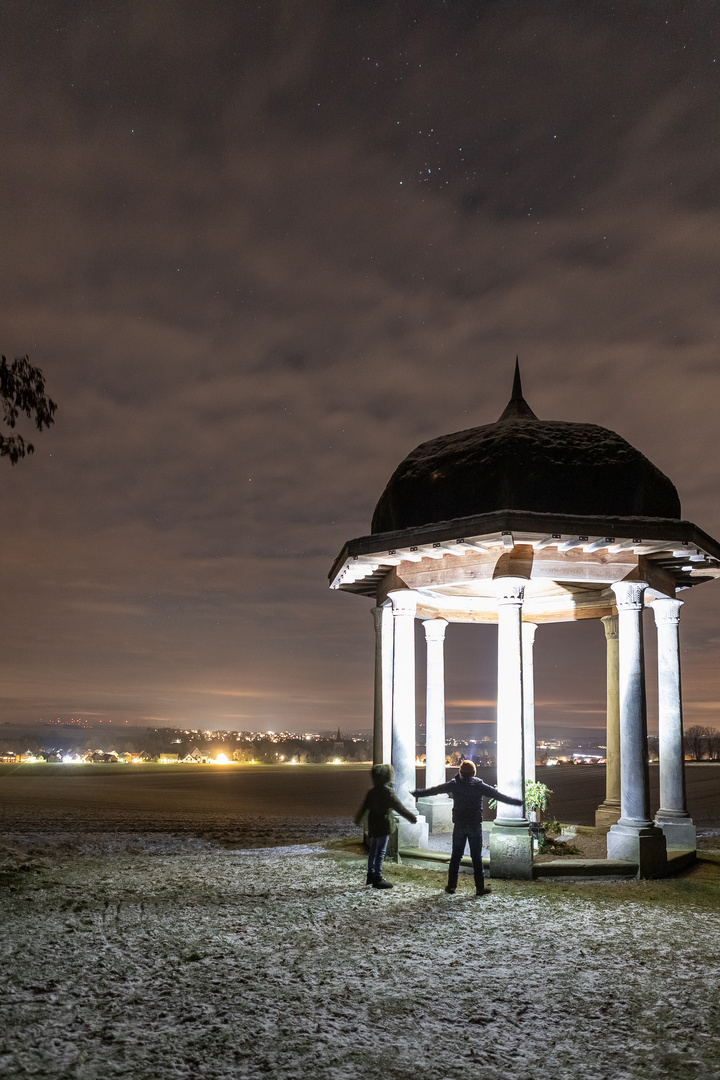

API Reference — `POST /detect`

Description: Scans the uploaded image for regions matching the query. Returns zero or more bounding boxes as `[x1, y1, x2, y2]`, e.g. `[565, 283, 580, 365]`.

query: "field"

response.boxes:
[1, 764, 720, 1079]
[1, 762, 720, 846]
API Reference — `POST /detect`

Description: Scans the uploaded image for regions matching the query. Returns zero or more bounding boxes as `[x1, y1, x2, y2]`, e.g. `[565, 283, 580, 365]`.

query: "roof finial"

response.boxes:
[511, 355, 523, 400]
[497, 357, 538, 422]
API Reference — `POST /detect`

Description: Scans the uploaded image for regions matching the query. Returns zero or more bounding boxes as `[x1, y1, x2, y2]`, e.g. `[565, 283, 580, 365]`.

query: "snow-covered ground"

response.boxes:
[2, 830, 720, 1080]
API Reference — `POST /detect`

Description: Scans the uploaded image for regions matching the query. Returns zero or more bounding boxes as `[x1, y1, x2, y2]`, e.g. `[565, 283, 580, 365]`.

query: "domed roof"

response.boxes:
[371, 363, 681, 534]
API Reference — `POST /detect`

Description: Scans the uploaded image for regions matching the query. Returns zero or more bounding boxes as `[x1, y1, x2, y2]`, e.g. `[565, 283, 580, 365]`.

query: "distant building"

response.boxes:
[181, 747, 209, 764]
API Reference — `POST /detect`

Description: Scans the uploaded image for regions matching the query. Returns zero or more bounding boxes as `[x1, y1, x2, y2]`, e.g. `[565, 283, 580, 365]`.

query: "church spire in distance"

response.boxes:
[496, 356, 538, 422]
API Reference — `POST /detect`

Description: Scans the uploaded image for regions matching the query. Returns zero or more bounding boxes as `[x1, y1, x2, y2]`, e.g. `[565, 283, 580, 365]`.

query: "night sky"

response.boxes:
[2, 1, 720, 737]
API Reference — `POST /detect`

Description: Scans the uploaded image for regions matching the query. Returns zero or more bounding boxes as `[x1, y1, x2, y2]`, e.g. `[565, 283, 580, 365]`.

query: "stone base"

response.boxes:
[595, 800, 621, 832]
[489, 823, 533, 880]
[386, 814, 429, 861]
[416, 795, 453, 834]
[397, 814, 429, 851]
[656, 815, 697, 851]
[606, 820, 667, 878]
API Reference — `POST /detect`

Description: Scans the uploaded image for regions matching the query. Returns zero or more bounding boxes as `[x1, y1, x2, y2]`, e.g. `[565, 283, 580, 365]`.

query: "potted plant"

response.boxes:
[524, 779, 553, 847]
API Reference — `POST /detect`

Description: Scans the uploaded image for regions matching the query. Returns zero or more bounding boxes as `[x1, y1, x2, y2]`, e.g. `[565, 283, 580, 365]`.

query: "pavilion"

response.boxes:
[329, 364, 720, 879]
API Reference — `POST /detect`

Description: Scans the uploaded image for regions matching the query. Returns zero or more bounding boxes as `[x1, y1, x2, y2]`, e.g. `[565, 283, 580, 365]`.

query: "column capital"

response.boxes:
[422, 618, 448, 642]
[611, 581, 648, 610]
[601, 613, 619, 640]
[495, 577, 526, 606]
[650, 597, 683, 625]
[521, 621, 537, 644]
[388, 590, 417, 618]
[371, 606, 383, 632]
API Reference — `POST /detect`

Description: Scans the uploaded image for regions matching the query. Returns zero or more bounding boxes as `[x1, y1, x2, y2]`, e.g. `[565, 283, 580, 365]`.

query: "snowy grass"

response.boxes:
[1, 833, 720, 1079]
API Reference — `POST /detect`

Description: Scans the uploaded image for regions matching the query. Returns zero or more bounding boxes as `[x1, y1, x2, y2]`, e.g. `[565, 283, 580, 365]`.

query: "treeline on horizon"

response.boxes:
[2, 723, 720, 764]
[2, 723, 488, 766]
[681, 726, 720, 761]
[0, 724, 373, 764]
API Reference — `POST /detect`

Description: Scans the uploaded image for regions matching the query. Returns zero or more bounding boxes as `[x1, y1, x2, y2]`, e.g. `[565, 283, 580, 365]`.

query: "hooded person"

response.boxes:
[411, 760, 523, 896]
[355, 763, 417, 889]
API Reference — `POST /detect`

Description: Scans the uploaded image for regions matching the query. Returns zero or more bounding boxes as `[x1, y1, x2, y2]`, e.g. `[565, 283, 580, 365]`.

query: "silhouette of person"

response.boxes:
[412, 760, 522, 896]
[355, 763, 417, 889]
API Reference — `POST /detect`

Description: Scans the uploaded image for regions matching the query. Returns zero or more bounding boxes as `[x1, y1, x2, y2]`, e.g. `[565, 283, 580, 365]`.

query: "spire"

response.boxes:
[497, 357, 538, 422]
[511, 355, 523, 401]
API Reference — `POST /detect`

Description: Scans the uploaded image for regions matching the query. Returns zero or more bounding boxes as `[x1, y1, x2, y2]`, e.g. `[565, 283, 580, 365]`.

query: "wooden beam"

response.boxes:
[635, 557, 677, 599]
[413, 546, 445, 559]
[533, 535, 562, 549]
[434, 543, 470, 557]
[387, 544, 640, 591]
[414, 598, 616, 625]
[583, 537, 615, 552]
[607, 538, 641, 552]
[558, 535, 590, 551]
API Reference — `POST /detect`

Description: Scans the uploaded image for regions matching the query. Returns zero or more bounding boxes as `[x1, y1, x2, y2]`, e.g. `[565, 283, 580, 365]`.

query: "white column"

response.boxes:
[495, 579, 528, 824]
[388, 590, 428, 850]
[613, 582, 651, 825]
[489, 578, 533, 880]
[606, 582, 666, 877]
[595, 614, 621, 830]
[371, 603, 393, 765]
[423, 619, 448, 788]
[522, 622, 537, 789]
[652, 598, 696, 850]
[389, 590, 417, 806]
[416, 619, 453, 834]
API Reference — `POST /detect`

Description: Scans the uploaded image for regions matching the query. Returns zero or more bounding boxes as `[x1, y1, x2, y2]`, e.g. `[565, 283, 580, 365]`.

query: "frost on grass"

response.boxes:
[1, 834, 720, 1080]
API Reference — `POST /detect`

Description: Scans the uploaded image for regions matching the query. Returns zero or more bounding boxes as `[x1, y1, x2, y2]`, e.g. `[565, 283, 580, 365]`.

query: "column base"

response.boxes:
[416, 795, 453, 834]
[606, 820, 668, 878]
[397, 814, 429, 851]
[489, 822, 533, 880]
[595, 800, 621, 832]
[655, 812, 697, 851]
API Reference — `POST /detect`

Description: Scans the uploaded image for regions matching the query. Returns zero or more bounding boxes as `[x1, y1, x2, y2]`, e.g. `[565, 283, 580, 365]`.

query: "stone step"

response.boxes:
[533, 858, 638, 879]
[665, 849, 697, 873]
[399, 846, 697, 880]
[399, 846, 489, 870]
[399, 846, 638, 879]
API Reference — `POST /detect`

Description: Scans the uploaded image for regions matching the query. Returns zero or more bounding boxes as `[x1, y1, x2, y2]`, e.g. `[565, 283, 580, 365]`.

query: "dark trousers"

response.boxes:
[448, 827, 484, 889]
[367, 835, 389, 879]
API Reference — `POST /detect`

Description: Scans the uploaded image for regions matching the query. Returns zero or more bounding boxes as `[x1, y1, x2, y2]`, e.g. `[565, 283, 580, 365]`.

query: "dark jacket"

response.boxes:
[412, 775, 522, 831]
[355, 784, 417, 838]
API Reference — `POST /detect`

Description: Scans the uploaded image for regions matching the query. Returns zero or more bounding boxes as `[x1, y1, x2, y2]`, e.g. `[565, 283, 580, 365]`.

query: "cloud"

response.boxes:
[446, 699, 497, 710]
[198, 689, 279, 700]
[1, 2, 719, 731]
